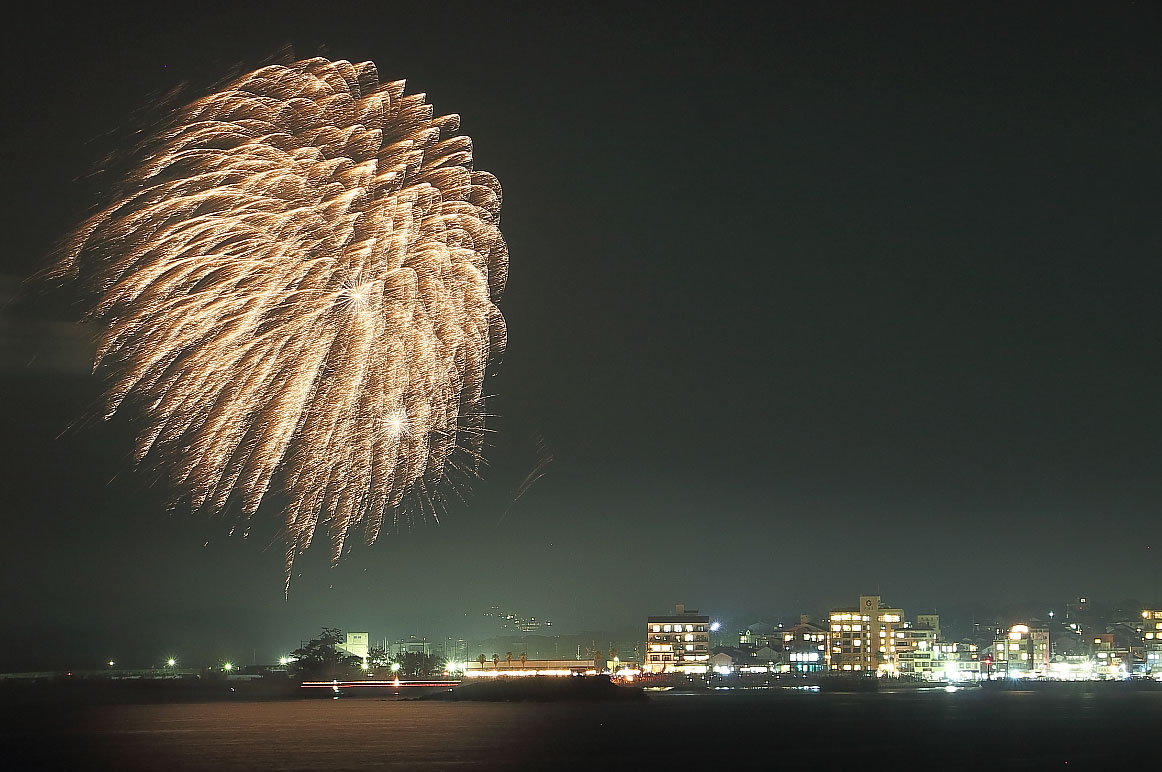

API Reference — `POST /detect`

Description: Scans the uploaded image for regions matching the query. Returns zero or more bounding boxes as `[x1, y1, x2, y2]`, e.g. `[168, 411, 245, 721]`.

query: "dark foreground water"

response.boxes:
[6, 688, 1160, 771]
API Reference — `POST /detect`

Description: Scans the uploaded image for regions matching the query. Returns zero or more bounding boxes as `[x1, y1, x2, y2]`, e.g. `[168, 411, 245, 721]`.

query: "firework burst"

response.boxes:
[51, 58, 508, 589]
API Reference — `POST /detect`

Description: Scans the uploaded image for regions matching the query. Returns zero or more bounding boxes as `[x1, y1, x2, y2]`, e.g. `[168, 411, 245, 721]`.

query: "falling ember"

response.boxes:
[50, 58, 508, 590]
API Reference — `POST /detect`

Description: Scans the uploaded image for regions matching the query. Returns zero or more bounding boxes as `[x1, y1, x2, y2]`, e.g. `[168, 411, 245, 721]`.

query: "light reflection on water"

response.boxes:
[12, 689, 1162, 771]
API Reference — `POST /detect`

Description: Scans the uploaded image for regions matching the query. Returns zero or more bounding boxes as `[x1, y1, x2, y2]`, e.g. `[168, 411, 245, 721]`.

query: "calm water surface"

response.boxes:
[9, 688, 1160, 770]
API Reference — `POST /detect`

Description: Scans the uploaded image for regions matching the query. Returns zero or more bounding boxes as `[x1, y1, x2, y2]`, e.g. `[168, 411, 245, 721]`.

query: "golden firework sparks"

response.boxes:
[51, 58, 508, 590]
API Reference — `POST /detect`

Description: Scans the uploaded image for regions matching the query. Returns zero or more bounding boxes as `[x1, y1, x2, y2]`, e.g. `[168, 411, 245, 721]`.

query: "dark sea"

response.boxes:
[7, 687, 1160, 771]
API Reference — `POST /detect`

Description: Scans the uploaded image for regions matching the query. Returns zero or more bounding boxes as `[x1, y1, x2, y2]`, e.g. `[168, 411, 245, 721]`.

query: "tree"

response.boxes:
[477, 654, 487, 671]
[505, 652, 514, 669]
[367, 646, 390, 668]
[289, 628, 363, 680]
[519, 652, 528, 668]
[393, 651, 442, 677]
[492, 653, 500, 669]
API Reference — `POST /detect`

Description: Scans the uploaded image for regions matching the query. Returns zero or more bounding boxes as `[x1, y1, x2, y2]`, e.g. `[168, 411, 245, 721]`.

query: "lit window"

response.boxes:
[685, 645, 694, 651]
[663, 625, 671, 632]
[686, 625, 694, 632]
[684, 634, 694, 642]
[652, 625, 660, 633]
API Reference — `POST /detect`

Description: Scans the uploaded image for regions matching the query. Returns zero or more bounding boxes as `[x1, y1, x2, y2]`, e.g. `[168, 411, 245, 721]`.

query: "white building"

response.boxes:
[336, 632, 369, 661]
[645, 604, 711, 674]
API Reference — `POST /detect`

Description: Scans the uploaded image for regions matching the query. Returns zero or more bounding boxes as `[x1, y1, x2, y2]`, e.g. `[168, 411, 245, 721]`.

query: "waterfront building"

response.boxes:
[916, 613, 941, 639]
[896, 621, 940, 679]
[335, 632, 369, 661]
[739, 623, 778, 649]
[827, 595, 904, 675]
[1091, 633, 1132, 679]
[644, 604, 711, 674]
[992, 623, 1050, 678]
[779, 615, 828, 673]
[1144, 609, 1162, 675]
[939, 641, 982, 681]
[463, 658, 594, 677]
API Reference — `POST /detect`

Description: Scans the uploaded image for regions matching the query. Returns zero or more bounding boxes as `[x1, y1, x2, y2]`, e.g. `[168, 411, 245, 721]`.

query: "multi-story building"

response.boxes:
[1143, 609, 1162, 675]
[827, 595, 904, 675]
[644, 604, 710, 674]
[335, 632, 369, 661]
[896, 619, 940, 678]
[938, 641, 981, 681]
[1091, 633, 1133, 679]
[916, 614, 941, 639]
[779, 615, 828, 673]
[992, 623, 1050, 678]
[738, 624, 778, 649]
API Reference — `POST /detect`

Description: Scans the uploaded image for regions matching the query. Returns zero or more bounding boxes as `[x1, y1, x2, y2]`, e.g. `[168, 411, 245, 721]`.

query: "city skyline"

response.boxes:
[3, 3, 1160, 672]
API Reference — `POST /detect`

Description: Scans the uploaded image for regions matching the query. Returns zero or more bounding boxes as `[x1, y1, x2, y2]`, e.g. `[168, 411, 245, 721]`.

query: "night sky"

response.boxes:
[2, 3, 1160, 669]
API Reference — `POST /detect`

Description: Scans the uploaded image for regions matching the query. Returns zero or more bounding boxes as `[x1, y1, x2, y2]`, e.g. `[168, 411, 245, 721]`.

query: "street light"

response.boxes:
[223, 662, 233, 673]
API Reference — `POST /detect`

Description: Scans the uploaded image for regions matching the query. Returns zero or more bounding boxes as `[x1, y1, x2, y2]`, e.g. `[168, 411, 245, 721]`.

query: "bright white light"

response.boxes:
[167, 658, 176, 667]
[391, 662, 401, 672]
[279, 657, 289, 665]
[710, 622, 721, 632]
[223, 662, 233, 671]
[385, 408, 409, 437]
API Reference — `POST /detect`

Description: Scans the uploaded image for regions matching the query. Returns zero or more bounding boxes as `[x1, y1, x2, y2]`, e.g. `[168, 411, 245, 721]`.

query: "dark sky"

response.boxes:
[2, 2, 1160, 669]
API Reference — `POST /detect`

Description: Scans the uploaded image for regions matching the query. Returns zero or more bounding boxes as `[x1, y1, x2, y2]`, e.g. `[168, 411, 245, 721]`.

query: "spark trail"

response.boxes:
[51, 58, 508, 590]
